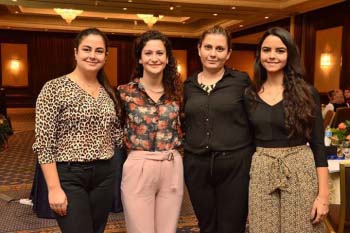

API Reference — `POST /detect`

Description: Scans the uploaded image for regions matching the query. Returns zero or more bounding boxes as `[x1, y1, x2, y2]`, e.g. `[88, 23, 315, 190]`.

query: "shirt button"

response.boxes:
[206, 132, 210, 136]
[205, 118, 209, 122]
[205, 145, 209, 149]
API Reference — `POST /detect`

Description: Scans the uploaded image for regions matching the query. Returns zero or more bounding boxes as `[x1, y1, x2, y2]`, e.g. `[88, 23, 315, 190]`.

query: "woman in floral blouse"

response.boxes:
[118, 30, 183, 233]
[33, 28, 123, 233]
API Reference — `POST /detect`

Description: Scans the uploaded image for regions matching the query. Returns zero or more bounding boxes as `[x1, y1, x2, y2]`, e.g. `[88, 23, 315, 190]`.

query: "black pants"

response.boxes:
[56, 158, 116, 233]
[184, 146, 254, 233]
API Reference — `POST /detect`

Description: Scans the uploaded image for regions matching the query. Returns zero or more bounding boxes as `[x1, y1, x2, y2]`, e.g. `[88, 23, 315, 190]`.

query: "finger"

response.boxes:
[310, 208, 316, 220]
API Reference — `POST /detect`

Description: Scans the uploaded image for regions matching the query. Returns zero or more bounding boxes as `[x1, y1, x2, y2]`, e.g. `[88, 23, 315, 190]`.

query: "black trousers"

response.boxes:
[184, 146, 254, 233]
[56, 158, 116, 233]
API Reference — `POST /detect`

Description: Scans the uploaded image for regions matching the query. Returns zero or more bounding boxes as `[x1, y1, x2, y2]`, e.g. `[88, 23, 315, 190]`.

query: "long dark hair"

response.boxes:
[74, 28, 121, 115]
[250, 27, 316, 140]
[132, 30, 182, 103]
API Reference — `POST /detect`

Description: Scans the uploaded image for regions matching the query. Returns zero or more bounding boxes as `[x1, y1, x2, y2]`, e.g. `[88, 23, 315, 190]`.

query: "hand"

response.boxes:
[48, 187, 68, 216]
[310, 196, 329, 224]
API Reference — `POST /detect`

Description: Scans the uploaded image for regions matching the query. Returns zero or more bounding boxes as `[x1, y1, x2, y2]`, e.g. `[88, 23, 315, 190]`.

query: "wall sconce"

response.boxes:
[136, 14, 163, 28]
[320, 52, 331, 67]
[177, 64, 182, 73]
[54, 8, 83, 24]
[10, 59, 20, 72]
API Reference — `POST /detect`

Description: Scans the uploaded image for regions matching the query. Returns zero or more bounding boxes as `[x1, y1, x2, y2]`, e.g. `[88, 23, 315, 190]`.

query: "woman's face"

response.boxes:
[139, 39, 167, 77]
[260, 35, 288, 75]
[74, 34, 107, 73]
[198, 33, 231, 72]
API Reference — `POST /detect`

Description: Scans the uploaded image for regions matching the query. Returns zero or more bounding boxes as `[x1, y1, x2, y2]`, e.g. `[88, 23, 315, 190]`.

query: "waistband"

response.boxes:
[255, 145, 310, 194]
[127, 150, 181, 161]
[127, 150, 182, 190]
[56, 158, 112, 167]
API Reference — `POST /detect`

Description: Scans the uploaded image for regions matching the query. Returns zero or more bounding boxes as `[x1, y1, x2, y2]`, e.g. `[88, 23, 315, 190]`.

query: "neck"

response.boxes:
[202, 68, 225, 79]
[70, 69, 99, 84]
[265, 72, 284, 87]
[141, 72, 163, 88]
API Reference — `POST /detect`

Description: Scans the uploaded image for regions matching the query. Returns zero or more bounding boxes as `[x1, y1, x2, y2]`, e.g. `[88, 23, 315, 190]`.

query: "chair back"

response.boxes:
[338, 162, 350, 233]
[324, 110, 335, 128]
[332, 107, 350, 128]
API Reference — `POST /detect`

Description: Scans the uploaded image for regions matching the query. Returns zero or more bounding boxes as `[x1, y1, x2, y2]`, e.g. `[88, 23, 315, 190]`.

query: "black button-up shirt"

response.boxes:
[183, 68, 253, 154]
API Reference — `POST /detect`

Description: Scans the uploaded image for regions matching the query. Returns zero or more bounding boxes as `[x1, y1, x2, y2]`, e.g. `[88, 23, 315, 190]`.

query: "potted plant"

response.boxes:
[0, 114, 12, 150]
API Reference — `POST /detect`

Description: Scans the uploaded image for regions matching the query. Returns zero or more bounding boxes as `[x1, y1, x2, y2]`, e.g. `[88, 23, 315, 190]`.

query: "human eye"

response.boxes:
[261, 47, 271, 53]
[276, 48, 286, 54]
[156, 50, 165, 56]
[216, 46, 225, 52]
[96, 48, 105, 54]
[82, 47, 91, 52]
[144, 51, 152, 56]
[204, 44, 212, 50]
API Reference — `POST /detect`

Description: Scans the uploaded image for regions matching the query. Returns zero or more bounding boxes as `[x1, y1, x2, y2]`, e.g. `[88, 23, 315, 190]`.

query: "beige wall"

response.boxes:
[226, 50, 255, 79]
[1, 43, 28, 87]
[173, 50, 187, 81]
[314, 26, 343, 92]
[104, 47, 118, 86]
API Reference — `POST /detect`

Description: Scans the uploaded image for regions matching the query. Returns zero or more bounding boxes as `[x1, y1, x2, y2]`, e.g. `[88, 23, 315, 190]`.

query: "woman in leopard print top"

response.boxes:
[33, 28, 123, 233]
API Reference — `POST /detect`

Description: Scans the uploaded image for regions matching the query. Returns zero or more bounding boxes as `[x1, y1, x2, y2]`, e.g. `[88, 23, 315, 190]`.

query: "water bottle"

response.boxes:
[324, 126, 332, 146]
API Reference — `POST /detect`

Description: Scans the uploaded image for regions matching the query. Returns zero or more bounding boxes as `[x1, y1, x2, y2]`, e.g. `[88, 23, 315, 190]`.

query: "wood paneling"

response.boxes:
[0, 30, 198, 107]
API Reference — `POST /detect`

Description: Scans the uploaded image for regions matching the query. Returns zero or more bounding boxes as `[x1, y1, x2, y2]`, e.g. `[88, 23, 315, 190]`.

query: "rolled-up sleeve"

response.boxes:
[32, 82, 60, 164]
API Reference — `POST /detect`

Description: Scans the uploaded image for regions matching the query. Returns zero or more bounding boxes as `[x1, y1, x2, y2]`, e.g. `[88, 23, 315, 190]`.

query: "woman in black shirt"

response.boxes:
[244, 27, 329, 233]
[183, 25, 254, 233]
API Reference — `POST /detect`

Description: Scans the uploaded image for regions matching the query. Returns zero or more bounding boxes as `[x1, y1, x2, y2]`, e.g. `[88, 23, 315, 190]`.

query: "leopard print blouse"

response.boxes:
[33, 76, 123, 164]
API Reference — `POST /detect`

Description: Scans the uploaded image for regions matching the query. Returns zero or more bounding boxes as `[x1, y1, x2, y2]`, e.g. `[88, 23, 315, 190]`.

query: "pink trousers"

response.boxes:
[121, 150, 184, 233]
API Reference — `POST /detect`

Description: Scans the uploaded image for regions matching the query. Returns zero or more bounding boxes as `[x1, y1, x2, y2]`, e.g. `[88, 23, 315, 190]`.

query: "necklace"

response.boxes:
[199, 69, 225, 86]
[140, 79, 164, 94]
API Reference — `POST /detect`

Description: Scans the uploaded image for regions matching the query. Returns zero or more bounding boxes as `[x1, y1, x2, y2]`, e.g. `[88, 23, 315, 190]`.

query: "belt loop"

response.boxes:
[210, 152, 215, 176]
[67, 162, 71, 171]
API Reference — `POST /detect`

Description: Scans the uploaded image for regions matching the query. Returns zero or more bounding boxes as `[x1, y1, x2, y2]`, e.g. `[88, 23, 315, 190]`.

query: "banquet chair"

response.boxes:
[332, 107, 350, 128]
[324, 162, 350, 233]
[324, 110, 335, 128]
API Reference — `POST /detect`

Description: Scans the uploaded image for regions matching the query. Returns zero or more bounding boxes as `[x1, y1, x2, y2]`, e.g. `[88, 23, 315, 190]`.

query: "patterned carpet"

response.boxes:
[0, 108, 201, 233]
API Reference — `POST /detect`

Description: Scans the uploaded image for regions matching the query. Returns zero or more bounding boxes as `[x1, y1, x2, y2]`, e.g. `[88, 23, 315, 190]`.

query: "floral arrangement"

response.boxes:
[330, 121, 350, 144]
[0, 114, 12, 149]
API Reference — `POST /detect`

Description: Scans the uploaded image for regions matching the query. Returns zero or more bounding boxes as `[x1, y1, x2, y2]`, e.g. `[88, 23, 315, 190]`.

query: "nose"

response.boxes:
[209, 49, 217, 58]
[88, 51, 97, 59]
[268, 51, 276, 59]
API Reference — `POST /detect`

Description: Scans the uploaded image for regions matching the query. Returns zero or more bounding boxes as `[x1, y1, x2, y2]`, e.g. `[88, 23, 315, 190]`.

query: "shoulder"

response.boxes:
[117, 81, 137, 93]
[40, 76, 67, 94]
[184, 72, 198, 86]
[225, 68, 251, 85]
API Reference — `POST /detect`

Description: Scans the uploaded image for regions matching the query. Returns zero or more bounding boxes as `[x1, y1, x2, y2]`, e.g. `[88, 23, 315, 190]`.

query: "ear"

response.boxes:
[225, 49, 232, 61]
[139, 59, 142, 64]
[197, 45, 201, 57]
[166, 58, 169, 64]
[74, 48, 78, 60]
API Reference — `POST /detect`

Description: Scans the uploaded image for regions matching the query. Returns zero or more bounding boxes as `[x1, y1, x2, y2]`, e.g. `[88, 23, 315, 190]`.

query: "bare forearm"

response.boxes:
[40, 163, 61, 191]
[316, 167, 329, 200]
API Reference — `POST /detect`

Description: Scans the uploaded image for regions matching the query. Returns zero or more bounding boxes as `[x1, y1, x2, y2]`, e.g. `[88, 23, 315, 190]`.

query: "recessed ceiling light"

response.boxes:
[231, 6, 236, 10]
[123, 7, 127, 10]
[170, 6, 174, 10]
[264, 16, 269, 19]
[104, 17, 108, 19]
[239, 24, 244, 27]
[182, 21, 186, 24]
[12, 0, 17, 2]
[213, 13, 218, 16]
[134, 20, 138, 25]
[128, 0, 132, 2]
[14, 11, 19, 14]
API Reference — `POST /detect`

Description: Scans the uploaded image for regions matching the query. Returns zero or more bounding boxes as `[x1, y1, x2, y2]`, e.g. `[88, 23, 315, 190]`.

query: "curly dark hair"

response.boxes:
[132, 30, 182, 103]
[74, 27, 122, 116]
[249, 27, 316, 140]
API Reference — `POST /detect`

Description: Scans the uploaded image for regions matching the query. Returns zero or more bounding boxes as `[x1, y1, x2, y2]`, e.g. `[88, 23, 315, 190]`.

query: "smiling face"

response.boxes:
[74, 34, 107, 73]
[198, 33, 231, 72]
[139, 39, 167, 77]
[260, 35, 288, 75]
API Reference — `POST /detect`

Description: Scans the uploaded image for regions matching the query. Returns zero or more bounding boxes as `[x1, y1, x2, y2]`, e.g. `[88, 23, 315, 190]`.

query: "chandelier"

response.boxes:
[54, 8, 83, 24]
[136, 14, 163, 28]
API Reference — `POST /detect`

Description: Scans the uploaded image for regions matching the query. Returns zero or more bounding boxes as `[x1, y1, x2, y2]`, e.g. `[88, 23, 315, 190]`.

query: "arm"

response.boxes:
[41, 163, 68, 216]
[33, 80, 67, 216]
[308, 87, 329, 223]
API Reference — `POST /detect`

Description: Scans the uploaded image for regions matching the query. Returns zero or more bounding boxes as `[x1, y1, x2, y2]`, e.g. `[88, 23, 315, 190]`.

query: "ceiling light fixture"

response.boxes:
[54, 8, 83, 24]
[170, 6, 174, 10]
[231, 6, 236, 10]
[137, 14, 163, 28]
[213, 13, 218, 16]
[264, 16, 269, 19]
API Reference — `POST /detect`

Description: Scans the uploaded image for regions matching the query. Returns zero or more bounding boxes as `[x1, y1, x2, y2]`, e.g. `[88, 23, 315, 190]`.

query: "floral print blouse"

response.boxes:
[33, 76, 123, 164]
[117, 80, 182, 151]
